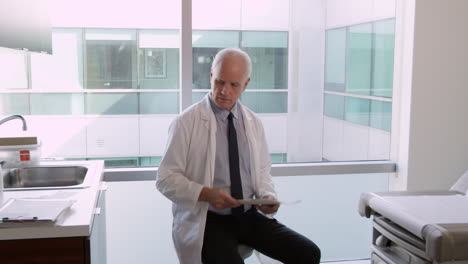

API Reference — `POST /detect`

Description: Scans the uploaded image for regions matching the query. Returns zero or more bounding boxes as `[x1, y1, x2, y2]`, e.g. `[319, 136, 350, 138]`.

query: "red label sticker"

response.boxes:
[20, 150, 30, 161]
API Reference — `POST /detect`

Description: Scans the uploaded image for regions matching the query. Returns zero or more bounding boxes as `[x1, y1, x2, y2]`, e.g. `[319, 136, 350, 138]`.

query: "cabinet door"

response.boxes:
[90, 182, 108, 264]
[0, 237, 86, 263]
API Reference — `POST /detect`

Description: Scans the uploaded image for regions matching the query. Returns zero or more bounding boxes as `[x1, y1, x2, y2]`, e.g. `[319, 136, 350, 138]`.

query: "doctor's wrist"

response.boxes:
[198, 187, 212, 202]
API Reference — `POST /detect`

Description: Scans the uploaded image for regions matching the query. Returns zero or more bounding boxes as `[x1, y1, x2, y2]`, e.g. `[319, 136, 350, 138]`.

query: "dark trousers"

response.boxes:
[202, 208, 321, 264]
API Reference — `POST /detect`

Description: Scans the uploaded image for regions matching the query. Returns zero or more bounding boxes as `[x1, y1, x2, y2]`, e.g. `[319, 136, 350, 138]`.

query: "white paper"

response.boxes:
[238, 199, 301, 205]
[0, 198, 75, 224]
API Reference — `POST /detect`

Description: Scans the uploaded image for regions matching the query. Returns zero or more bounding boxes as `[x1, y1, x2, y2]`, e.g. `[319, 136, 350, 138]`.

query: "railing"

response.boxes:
[103, 161, 395, 263]
[103, 160, 396, 181]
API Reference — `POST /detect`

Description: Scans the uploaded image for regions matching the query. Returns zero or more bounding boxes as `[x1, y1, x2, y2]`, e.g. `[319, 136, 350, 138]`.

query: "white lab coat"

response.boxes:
[156, 95, 276, 264]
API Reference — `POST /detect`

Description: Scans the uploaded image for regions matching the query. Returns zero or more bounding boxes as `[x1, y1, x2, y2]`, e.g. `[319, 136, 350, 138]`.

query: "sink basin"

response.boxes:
[3, 166, 89, 190]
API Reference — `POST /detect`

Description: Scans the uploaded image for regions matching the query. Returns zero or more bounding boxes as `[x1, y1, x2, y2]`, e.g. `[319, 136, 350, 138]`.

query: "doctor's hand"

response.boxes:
[198, 187, 241, 210]
[255, 195, 280, 215]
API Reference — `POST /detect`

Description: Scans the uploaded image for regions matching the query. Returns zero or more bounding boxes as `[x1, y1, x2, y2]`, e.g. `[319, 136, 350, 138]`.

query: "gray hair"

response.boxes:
[211, 48, 252, 79]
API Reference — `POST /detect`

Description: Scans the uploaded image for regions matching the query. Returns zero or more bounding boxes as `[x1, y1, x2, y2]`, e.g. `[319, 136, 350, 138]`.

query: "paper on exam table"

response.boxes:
[238, 199, 301, 205]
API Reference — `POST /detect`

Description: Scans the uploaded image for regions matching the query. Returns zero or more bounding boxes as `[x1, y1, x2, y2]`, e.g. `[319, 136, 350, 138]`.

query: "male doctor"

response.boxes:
[156, 48, 320, 264]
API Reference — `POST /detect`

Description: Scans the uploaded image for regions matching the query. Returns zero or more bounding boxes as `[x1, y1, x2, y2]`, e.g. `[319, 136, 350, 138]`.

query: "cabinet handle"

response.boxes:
[94, 208, 101, 215]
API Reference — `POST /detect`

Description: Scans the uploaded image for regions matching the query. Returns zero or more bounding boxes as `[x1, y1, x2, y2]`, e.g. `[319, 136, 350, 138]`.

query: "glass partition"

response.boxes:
[85, 29, 137, 89]
[105, 172, 389, 263]
[325, 28, 347, 93]
[323, 18, 395, 161]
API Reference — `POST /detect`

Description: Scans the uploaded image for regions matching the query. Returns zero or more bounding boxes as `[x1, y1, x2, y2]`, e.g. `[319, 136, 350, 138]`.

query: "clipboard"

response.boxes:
[0, 198, 75, 226]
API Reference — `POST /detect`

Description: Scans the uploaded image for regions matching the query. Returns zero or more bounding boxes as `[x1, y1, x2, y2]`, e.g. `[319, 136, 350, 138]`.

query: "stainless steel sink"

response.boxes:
[3, 166, 89, 190]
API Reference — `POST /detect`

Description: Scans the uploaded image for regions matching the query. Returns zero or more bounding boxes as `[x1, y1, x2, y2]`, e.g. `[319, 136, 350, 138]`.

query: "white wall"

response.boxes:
[259, 115, 288, 154]
[392, 0, 468, 191]
[326, 0, 395, 29]
[287, 0, 325, 162]
[48, 0, 181, 29]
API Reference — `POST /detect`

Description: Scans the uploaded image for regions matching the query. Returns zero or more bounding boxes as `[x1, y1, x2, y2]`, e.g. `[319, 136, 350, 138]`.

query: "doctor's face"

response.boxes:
[210, 57, 250, 111]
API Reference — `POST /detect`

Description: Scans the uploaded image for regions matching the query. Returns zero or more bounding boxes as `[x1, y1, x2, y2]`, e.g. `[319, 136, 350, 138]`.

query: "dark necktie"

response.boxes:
[228, 112, 244, 216]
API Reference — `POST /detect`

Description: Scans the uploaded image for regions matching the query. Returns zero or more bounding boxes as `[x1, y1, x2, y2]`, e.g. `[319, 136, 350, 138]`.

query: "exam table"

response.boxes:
[358, 170, 468, 264]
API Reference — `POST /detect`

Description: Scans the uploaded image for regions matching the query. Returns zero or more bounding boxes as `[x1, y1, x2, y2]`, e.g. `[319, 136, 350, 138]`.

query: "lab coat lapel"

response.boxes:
[240, 103, 259, 194]
[201, 96, 217, 184]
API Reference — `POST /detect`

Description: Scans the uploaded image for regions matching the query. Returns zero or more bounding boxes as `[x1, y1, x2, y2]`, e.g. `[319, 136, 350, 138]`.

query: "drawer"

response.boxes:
[373, 217, 428, 260]
[372, 253, 391, 264]
[372, 242, 431, 264]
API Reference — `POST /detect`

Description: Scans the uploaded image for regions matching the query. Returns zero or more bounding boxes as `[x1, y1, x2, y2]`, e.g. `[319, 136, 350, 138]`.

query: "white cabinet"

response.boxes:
[90, 182, 108, 264]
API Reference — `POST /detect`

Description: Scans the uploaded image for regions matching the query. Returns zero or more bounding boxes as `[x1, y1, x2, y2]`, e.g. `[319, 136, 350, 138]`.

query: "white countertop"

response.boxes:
[0, 160, 105, 240]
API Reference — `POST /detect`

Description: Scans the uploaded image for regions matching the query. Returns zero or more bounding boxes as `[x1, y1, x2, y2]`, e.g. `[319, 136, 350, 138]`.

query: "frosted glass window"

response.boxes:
[31, 93, 84, 115]
[85, 29, 137, 89]
[192, 91, 208, 104]
[192, 30, 239, 48]
[345, 97, 370, 126]
[273, 173, 389, 260]
[242, 33, 288, 90]
[138, 48, 179, 90]
[138, 30, 179, 90]
[372, 19, 395, 98]
[325, 28, 346, 92]
[192, 90, 287, 113]
[139, 92, 179, 114]
[140, 156, 162, 167]
[241, 31, 288, 48]
[139, 30, 179, 49]
[370, 100, 392, 132]
[31, 28, 84, 90]
[346, 23, 372, 95]
[270, 153, 287, 163]
[192, 47, 221, 90]
[244, 47, 288, 90]
[192, 31, 240, 90]
[324, 94, 345, 120]
[0, 94, 29, 115]
[86, 93, 138, 115]
[240, 91, 287, 113]
[0, 50, 28, 89]
[87, 157, 140, 168]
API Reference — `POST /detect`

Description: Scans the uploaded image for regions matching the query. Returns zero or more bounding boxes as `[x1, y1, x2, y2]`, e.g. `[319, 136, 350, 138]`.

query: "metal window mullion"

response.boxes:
[344, 27, 349, 121]
[136, 29, 142, 158]
[324, 90, 392, 102]
[180, 0, 193, 112]
[26, 51, 32, 115]
[136, 29, 141, 115]
[136, 29, 140, 90]
[82, 28, 88, 116]
[369, 22, 376, 125]
[82, 28, 89, 159]
[83, 28, 88, 91]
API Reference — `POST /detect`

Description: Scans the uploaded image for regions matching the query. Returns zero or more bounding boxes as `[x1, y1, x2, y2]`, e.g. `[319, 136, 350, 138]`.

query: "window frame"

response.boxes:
[0, 0, 398, 176]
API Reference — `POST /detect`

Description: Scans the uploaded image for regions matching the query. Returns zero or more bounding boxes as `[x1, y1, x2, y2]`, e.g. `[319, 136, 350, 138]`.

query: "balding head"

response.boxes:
[211, 48, 252, 80]
[209, 48, 252, 111]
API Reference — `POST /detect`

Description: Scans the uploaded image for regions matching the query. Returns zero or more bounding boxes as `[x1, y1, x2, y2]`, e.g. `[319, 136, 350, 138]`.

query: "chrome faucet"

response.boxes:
[0, 115, 28, 131]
